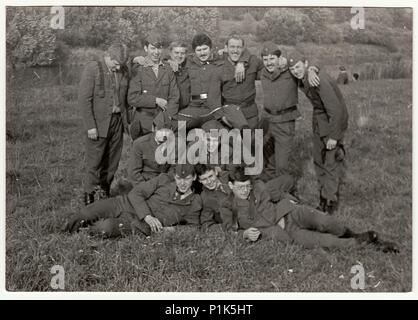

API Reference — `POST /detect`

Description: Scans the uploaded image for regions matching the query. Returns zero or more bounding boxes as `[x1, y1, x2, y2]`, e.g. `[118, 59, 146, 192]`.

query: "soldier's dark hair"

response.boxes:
[192, 34, 212, 50]
[195, 164, 216, 177]
[229, 166, 252, 183]
[226, 32, 245, 47]
[261, 49, 282, 58]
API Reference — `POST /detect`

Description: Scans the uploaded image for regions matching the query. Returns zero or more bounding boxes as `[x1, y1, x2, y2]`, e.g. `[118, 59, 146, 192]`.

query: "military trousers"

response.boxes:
[285, 205, 357, 249]
[312, 132, 344, 202]
[78, 196, 151, 237]
[84, 113, 123, 194]
[264, 120, 296, 178]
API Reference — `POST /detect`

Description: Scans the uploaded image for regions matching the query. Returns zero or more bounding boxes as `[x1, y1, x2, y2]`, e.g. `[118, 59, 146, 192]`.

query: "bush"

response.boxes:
[7, 8, 57, 67]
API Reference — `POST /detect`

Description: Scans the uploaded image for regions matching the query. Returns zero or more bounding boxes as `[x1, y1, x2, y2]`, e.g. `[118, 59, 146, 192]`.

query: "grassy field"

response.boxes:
[6, 71, 412, 292]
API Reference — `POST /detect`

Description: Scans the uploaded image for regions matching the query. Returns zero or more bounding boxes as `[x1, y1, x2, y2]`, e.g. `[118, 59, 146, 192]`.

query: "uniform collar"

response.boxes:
[142, 56, 164, 68]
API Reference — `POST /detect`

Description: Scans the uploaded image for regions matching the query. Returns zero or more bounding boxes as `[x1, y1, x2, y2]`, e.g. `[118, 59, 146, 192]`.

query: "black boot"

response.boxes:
[324, 199, 339, 215]
[317, 196, 327, 212]
[374, 240, 400, 254]
[355, 231, 379, 244]
[83, 192, 95, 206]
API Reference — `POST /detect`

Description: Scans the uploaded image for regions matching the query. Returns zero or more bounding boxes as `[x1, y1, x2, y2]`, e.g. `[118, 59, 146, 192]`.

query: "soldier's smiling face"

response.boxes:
[198, 169, 218, 191]
[227, 38, 244, 63]
[262, 54, 279, 73]
[289, 61, 308, 79]
[229, 180, 252, 200]
[145, 44, 162, 63]
[171, 46, 187, 64]
[195, 45, 211, 62]
[175, 174, 195, 193]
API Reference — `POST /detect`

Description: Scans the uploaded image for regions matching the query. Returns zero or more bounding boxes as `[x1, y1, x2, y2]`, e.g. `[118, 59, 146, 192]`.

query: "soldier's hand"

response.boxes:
[144, 215, 163, 233]
[133, 56, 146, 65]
[156, 98, 168, 111]
[326, 138, 337, 150]
[235, 62, 245, 83]
[243, 227, 261, 242]
[87, 128, 98, 140]
[168, 59, 179, 72]
[307, 66, 320, 87]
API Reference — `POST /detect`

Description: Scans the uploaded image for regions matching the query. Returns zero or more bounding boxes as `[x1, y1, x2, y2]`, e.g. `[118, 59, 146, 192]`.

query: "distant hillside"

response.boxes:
[6, 6, 412, 77]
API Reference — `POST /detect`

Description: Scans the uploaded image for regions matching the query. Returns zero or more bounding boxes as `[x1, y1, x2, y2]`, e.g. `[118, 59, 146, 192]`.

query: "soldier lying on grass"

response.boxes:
[220, 166, 399, 253]
[64, 164, 201, 238]
[195, 163, 296, 229]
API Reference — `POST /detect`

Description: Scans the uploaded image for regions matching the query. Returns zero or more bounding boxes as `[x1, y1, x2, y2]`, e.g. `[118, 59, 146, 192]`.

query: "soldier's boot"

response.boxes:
[316, 196, 328, 212]
[373, 239, 400, 254]
[83, 192, 95, 206]
[340, 228, 379, 245]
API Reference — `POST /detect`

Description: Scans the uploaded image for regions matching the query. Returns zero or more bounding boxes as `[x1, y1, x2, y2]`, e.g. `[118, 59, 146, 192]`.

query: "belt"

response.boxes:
[265, 105, 297, 116]
[224, 99, 254, 108]
[191, 93, 208, 100]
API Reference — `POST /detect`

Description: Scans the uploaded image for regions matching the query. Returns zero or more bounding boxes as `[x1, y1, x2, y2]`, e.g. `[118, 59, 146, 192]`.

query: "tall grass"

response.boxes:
[6, 67, 412, 292]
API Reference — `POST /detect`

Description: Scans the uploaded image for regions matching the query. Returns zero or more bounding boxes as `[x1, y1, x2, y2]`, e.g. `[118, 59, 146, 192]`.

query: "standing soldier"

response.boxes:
[128, 34, 180, 140]
[288, 52, 348, 214]
[78, 42, 130, 205]
[208, 33, 264, 129]
[259, 43, 320, 179]
[167, 41, 190, 110]
[174, 33, 248, 130]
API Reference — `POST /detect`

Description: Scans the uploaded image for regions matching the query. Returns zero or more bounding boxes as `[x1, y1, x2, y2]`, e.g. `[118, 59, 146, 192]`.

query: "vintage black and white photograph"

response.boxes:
[4, 4, 412, 293]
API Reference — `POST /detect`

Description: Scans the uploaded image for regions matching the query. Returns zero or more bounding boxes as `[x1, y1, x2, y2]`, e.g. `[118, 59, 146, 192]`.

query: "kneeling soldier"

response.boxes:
[220, 167, 399, 253]
[64, 164, 201, 238]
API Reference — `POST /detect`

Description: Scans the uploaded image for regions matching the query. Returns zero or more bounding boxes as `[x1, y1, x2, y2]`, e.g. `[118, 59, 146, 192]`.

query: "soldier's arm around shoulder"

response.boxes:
[78, 61, 98, 132]
[317, 71, 347, 140]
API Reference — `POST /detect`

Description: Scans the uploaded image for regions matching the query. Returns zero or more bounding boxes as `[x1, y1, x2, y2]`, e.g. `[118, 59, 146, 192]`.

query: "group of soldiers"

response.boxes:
[66, 32, 399, 253]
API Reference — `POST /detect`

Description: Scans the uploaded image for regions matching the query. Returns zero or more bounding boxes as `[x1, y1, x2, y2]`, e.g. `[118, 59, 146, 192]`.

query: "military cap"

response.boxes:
[175, 163, 195, 178]
[261, 42, 281, 57]
[145, 33, 164, 49]
[287, 51, 305, 68]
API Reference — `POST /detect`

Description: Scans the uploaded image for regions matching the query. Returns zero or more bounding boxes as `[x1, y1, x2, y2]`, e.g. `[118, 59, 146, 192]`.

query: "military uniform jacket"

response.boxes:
[174, 60, 191, 110]
[299, 70, 348, 140]
[200, 171, 231, 228]
[208, 50, 264, 119]
[220, 180, 295, 242]
[260, 67, 301, 123]
[128, 133, 171, 186]
[78, 58, 129, 137]
[127, 173, 202, 226]
[127, 60, 179, 118]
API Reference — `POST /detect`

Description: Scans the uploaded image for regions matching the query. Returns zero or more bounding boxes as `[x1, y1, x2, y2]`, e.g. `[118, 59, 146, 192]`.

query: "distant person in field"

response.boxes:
[220, 167, 399, 253]
[128, 34, 180, 140]
[196, 164, 296, 229]
[336, 66, 349, 85]
[288, 52, 348, 215]
[64, 164, 202, 238]
[78, 42, 130, 205]
[259, 42, 319, 179]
